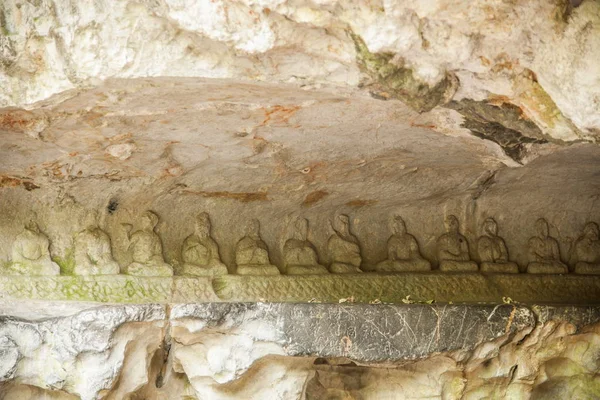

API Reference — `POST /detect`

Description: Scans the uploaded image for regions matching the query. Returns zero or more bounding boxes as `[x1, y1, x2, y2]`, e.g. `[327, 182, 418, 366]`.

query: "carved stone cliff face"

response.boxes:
[1, 1, 598, 268]
[1, 1, 600, 399]
[0, 78, 598, 271]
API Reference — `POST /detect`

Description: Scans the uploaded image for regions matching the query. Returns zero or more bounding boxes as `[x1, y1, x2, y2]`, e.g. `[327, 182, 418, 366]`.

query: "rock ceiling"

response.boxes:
[1, 0, 599, 138]
[0, 0, 598, 267]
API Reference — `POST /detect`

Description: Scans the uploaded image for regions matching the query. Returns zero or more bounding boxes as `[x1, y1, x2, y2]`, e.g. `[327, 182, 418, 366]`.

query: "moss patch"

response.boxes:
[52, 248, 76, 276]
[350, 32, 457, 113]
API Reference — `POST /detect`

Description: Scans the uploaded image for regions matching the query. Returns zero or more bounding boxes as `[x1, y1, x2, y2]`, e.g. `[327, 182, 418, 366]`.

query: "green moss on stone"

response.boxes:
[53, 248, 76, 276]
[349, 32, 457, 112]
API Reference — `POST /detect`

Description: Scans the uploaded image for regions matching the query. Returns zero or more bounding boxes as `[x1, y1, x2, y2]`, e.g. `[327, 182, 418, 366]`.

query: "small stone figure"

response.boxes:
[477, 218, 518, 273]
[73, 211, 120, 275]
[235, 219, 280, 275]
[180, 212, 228, 277]
[375, 215, 430, 272]
[527, 218, 567, 274]
[437, 215, 478, 272]
[283, 218, 328, 275]
[123, 211, 173, 276]
[327, 214, 362, 274]
[9, 220, 60, 275]
[570, 222, 600, 275]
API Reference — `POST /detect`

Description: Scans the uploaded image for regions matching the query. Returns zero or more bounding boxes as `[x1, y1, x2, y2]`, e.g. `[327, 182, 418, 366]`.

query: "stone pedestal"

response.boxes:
[527, 262, 568, 274]
[286, 265, 329, 275]
[179, 263, 228, 277]
[330, 262, 362, 274]
[480, 262, 519, 274]
[73, 262, 120, 276]
[439, 260, 479, 272]
[236, 264, 280, 276]
[375, 259, 431, 272]
[125, 262, 173, 277]
[4, 261, 60, 276]
[574, 262, 600, 275]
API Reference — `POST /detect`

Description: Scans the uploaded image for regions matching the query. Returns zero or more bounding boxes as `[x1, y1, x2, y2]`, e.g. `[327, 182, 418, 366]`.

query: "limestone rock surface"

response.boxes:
[1, 0, 600, 142]
[0, 303, 600, 399]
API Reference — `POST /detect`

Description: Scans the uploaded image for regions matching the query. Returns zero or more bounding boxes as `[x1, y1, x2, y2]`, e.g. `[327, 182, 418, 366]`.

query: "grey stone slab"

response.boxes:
[171, 303, 535, 361]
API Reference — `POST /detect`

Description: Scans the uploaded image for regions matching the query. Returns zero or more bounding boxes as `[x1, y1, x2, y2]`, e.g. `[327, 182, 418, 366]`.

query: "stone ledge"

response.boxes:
[213, 273, 600, 304]
[0, 273, 599, 304]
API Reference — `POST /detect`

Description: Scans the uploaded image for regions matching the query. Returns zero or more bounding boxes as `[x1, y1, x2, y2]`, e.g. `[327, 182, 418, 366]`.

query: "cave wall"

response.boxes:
[0, 80, 598, 273]
[2, 303, 600, 400]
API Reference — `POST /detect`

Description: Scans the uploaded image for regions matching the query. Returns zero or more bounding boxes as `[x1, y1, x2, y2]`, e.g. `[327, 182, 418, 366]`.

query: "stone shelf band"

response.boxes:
[5, 211, 600, 277]
[1, 273, 599, 304]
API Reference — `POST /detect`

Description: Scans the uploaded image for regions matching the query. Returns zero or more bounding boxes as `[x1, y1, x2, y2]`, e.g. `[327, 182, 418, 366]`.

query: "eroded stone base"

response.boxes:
[375, 259, 432, 272]
[212, 273, 600, 304]
[575, 262, 600, 275]
[439, 260, 479, 272]
[236, 265, 281, 276]
[330, 263, 362, 274]
[527, 262, 569, 274]
[286, 265, 329, 275]
[179, 263, 228, 277]
[480, 262, 519, 274]
[0, 273, 600, 304]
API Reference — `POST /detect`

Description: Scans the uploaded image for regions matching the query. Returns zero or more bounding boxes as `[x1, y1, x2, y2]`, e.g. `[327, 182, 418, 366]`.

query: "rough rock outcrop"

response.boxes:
[1, 303, 600, 399]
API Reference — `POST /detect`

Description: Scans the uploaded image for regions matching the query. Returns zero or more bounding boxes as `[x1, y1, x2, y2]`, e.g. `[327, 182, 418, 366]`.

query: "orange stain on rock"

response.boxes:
[0, 175, 39, 191]
[302, 190, 329, 206]
[182, 190, 268, 202]
[345, 199, 378, 207]
[261, 105, 301, 126]
[0, 109, 45, 132]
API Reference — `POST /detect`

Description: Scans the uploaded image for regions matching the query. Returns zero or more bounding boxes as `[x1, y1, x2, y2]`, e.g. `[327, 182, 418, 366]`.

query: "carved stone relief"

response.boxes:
[327, 214, 362, 274]
[235, 219, 280, 276]
[527, 218, 568, 274]
[181, 212, 228, 277]
[571, 222, 600, 275]
[122, 211, 173, 277]
[283, 218, 328, 275]
[2, 209, 599, 280]
[375, 215, 430, 272]
[73, 211, 120, 275]
[436, 215, 478, 272]
[477, 218, 518, 274]
[7, 220, 60, 276]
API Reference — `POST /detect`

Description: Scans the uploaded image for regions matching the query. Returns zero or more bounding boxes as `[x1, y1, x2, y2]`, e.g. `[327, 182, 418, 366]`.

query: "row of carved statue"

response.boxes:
[4, 211, 600, 277]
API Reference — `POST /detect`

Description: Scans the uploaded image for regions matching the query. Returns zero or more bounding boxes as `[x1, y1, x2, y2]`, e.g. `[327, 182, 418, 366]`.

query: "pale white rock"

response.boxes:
[105, 143, 136, 160]
[1, 0, 599, 141]
[0, 304, 166, 400]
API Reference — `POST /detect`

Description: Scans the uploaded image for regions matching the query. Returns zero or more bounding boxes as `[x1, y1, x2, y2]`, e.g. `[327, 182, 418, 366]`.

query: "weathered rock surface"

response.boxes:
[1, 302, 600, 399]
[0, 79, 598, 275]
[1, 0, 599, 142]
[0, 273, 599, 305]
[1, 1, 599, 398]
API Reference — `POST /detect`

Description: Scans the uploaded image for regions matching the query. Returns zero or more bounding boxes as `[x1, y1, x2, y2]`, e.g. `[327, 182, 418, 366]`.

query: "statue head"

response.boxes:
[25, 219, 39, 233]
[444, 215, 460, 234]
[391, 215, 407, 235]
[83, 210, 99, 230]
[294, 218, 309, 241]
[246, 219, 261, 239]
[535, 218, 549, 238]
[583, 222, 600, 240]
[483, 218, 498, 236]
[195, 212, 211, 237]
[141, 211, 159, 231]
